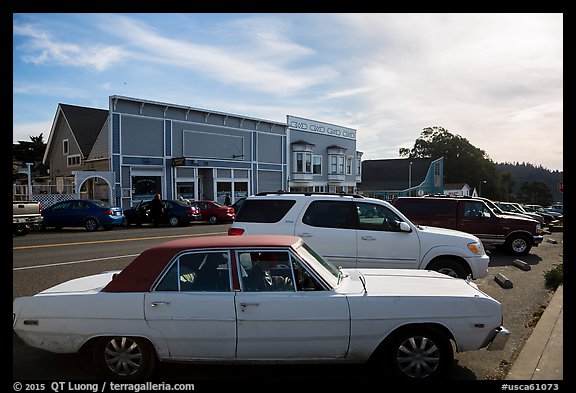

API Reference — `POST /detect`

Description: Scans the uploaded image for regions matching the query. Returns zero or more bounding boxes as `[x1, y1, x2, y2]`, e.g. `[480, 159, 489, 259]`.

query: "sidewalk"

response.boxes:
[506, 285, 563, 380]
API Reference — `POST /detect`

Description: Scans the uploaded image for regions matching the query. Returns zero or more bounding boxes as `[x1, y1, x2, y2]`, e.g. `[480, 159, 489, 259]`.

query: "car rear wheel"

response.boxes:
[209, 215, 218, 224]
[84, 218, 99, 231]
[383, 327, 453, 380]
[168, 216, 180, 226]
[93, 336, 156, 380]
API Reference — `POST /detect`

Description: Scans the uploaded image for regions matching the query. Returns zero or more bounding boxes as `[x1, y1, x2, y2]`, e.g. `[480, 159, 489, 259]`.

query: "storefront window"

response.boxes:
[234, 182, 248, 199]
[217, 182, 232, 204]
[132, 176, 161, 203]
[177, 182, 195, 200]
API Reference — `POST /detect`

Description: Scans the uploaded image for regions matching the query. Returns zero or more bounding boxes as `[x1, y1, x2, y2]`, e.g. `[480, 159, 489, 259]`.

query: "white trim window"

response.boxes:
[293, 152, 313, 173]
[312, 155, 322, 175]
[67, 154, 81, 167]
[63, 139, 69, 155]
[346, 157, 353, 175]
[329, 155, 345, 174]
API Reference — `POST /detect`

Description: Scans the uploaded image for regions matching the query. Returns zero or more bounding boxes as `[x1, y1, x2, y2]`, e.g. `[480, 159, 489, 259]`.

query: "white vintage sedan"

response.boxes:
[13, 235, 509, 380]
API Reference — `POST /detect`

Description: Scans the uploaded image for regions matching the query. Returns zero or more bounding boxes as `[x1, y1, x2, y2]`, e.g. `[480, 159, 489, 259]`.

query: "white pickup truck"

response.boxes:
[13, 201, 43, 236]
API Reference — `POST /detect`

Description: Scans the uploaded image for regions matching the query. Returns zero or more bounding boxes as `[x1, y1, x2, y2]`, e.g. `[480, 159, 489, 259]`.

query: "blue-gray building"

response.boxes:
[41, 96, 362, 208]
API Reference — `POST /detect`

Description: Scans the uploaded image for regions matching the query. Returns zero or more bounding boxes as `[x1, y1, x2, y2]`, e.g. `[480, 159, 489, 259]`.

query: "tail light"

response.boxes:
[38, 202, 42, 214]
[228, 228, 245, 236]
[185, 209, 197, 214]
[105, 209, 114, 215]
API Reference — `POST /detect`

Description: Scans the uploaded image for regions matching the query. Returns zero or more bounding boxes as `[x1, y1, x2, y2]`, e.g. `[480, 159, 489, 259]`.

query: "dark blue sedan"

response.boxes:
[124, 199, 202, 227]
[42, 199, 125, 231]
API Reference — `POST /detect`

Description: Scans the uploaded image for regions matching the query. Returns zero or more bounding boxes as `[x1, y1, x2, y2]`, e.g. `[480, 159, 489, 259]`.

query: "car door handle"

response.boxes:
[297, 232, 313, 237]
[361, 236, 376, 241]
[150, 301, 170, 307]
[239, 303, 259, 312]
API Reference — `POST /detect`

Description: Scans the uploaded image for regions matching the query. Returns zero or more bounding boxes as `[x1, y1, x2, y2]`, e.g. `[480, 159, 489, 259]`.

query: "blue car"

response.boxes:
[42, 199, 125, 231]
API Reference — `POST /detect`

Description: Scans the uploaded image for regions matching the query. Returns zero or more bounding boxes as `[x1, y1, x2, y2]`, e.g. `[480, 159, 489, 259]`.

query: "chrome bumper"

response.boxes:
[487, 326, 510, 351]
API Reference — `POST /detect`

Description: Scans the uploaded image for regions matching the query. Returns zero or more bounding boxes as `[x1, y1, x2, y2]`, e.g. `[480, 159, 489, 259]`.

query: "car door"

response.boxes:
[294, 200, 358, 268]
[144, 250, 236, 359]
[355, 201, 420, 269]
[44, 201, 72, 227]
[458, 200, 500, 242]
[234, 249, 350, 359]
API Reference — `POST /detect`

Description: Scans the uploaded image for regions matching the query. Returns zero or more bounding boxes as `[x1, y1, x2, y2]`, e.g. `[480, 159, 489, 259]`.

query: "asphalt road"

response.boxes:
[12, 224, 563, 382]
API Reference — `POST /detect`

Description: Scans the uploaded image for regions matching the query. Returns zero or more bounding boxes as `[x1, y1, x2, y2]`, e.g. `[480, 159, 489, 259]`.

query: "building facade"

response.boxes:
[41, 96, 361, 208]
[287, 116, 362, 194]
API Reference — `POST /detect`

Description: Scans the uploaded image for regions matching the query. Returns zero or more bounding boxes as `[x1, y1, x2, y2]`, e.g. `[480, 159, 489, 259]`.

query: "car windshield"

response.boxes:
[295, 242, 340, 288]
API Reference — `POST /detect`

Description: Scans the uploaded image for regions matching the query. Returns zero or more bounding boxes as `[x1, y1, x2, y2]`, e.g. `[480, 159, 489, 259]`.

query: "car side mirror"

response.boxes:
[399, 222, 411, 232]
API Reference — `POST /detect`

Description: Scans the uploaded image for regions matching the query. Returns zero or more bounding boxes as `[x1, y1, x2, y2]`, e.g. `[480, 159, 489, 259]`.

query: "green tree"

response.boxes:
[399, 126, 500, 199]
[13, 133, 46, 164]
[499, 171, 515, 202]
[516, 181, 554, 206]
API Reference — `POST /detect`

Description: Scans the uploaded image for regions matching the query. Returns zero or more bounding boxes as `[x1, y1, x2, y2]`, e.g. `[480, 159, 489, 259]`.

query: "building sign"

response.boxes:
[287, 115, 356, 140]
[172, 157, 186, 167]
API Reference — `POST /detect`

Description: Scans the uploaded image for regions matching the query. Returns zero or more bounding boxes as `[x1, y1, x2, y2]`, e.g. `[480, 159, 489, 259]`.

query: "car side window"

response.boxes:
[463, 201, 491, 218]
[238, 251, 295, 292]
[302, 201, 358, 229]
[154, 251, 231, 292]
[356, 202, 404, 231]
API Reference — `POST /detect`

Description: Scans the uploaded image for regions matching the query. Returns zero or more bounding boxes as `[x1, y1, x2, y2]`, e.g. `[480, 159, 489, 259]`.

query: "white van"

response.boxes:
[228, 192, 490, 279]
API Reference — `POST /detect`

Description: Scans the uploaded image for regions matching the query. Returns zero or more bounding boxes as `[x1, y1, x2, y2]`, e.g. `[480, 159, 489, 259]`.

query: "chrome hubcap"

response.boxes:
[396, 336, 440, 379]
[104, 337, 143, 376]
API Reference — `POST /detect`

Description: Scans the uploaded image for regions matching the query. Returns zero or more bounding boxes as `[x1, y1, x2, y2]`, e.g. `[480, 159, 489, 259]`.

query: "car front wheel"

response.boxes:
[427, 258, 467, 279]
[93, 336, 156, 380]
[383, 327, 453, 380]
[505, 234, 532, 255]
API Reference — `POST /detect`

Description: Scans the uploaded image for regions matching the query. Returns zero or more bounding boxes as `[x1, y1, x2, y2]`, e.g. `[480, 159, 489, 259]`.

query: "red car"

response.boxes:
[194, 200, 235, 224]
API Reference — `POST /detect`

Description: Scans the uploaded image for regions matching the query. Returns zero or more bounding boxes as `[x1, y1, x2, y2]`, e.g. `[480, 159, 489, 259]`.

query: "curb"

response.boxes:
[506, 285, 563, 380]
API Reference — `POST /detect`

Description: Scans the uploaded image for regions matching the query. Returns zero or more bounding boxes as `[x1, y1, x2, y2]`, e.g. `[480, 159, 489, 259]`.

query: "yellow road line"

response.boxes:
[13, 232, 227, 250]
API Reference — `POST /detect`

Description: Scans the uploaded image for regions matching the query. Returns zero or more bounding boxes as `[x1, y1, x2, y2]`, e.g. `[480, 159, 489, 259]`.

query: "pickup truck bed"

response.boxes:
[13, 201, 43, 236]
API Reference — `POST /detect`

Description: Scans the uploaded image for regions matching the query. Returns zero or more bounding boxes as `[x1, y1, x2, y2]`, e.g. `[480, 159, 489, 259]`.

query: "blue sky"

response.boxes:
[13, 13, 563, 171]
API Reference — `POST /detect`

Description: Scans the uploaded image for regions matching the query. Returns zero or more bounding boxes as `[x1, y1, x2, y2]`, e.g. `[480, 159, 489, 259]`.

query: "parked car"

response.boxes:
[495, 201, 545, 225]
[41, 199, 125, 231]
[195, 200, 235, 224]
[13, 235, 509, 381]
[228, 192, 489, 279]
[523, 204, 562, 225]
[393, 196, 542, 256]
[230, 197, 246, 216]
[124, 199, 201, 227]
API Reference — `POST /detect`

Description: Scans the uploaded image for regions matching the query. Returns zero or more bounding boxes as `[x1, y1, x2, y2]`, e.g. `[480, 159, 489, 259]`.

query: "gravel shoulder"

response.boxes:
[451, 229, 563, 380]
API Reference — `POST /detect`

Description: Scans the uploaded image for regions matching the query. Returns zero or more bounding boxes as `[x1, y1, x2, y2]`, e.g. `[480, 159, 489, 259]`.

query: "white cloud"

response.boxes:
[13, 23, 126, 71]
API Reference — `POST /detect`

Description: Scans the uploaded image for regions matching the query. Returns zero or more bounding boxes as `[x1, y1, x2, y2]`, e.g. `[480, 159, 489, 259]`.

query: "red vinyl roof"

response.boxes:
[102, 235, 301, 293]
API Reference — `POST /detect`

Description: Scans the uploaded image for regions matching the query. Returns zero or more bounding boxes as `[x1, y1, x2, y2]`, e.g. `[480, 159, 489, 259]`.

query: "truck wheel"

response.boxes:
[13, 225, 29, 236]
[506, 234, 532, 255]
[428, 258, 467, 279]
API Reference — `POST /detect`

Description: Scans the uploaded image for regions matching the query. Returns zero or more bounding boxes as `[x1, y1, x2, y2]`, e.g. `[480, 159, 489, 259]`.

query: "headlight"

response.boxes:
[467, 241, 485, 255]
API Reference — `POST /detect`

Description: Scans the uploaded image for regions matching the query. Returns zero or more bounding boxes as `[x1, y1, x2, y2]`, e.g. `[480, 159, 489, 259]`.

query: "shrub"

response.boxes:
[544, 264, 563, 290]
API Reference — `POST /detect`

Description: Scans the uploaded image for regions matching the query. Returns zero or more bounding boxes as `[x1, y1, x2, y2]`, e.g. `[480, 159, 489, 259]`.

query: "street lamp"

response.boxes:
[408, 161, 413, 196]
[479, 180, 487, 197]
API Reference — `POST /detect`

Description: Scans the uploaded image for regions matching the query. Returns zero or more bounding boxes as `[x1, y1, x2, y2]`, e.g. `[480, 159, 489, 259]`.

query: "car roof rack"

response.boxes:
[255, 191, 365, 198]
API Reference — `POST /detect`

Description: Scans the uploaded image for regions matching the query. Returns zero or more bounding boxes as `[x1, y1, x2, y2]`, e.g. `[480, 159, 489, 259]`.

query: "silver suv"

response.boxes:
[229, 192, 490, 279]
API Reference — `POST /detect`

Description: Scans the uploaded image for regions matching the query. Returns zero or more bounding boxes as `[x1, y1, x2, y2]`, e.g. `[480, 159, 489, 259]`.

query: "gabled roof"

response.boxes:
[58, 104, 109, 157]
[359, 157, 440, 191]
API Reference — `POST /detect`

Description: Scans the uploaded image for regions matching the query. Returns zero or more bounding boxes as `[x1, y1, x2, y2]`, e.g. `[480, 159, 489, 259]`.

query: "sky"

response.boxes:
[12, 13, 563, 171]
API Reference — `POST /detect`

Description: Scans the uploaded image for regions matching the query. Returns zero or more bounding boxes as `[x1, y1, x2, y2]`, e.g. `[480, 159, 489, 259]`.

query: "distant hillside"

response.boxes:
[496, 162, 563, 203]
